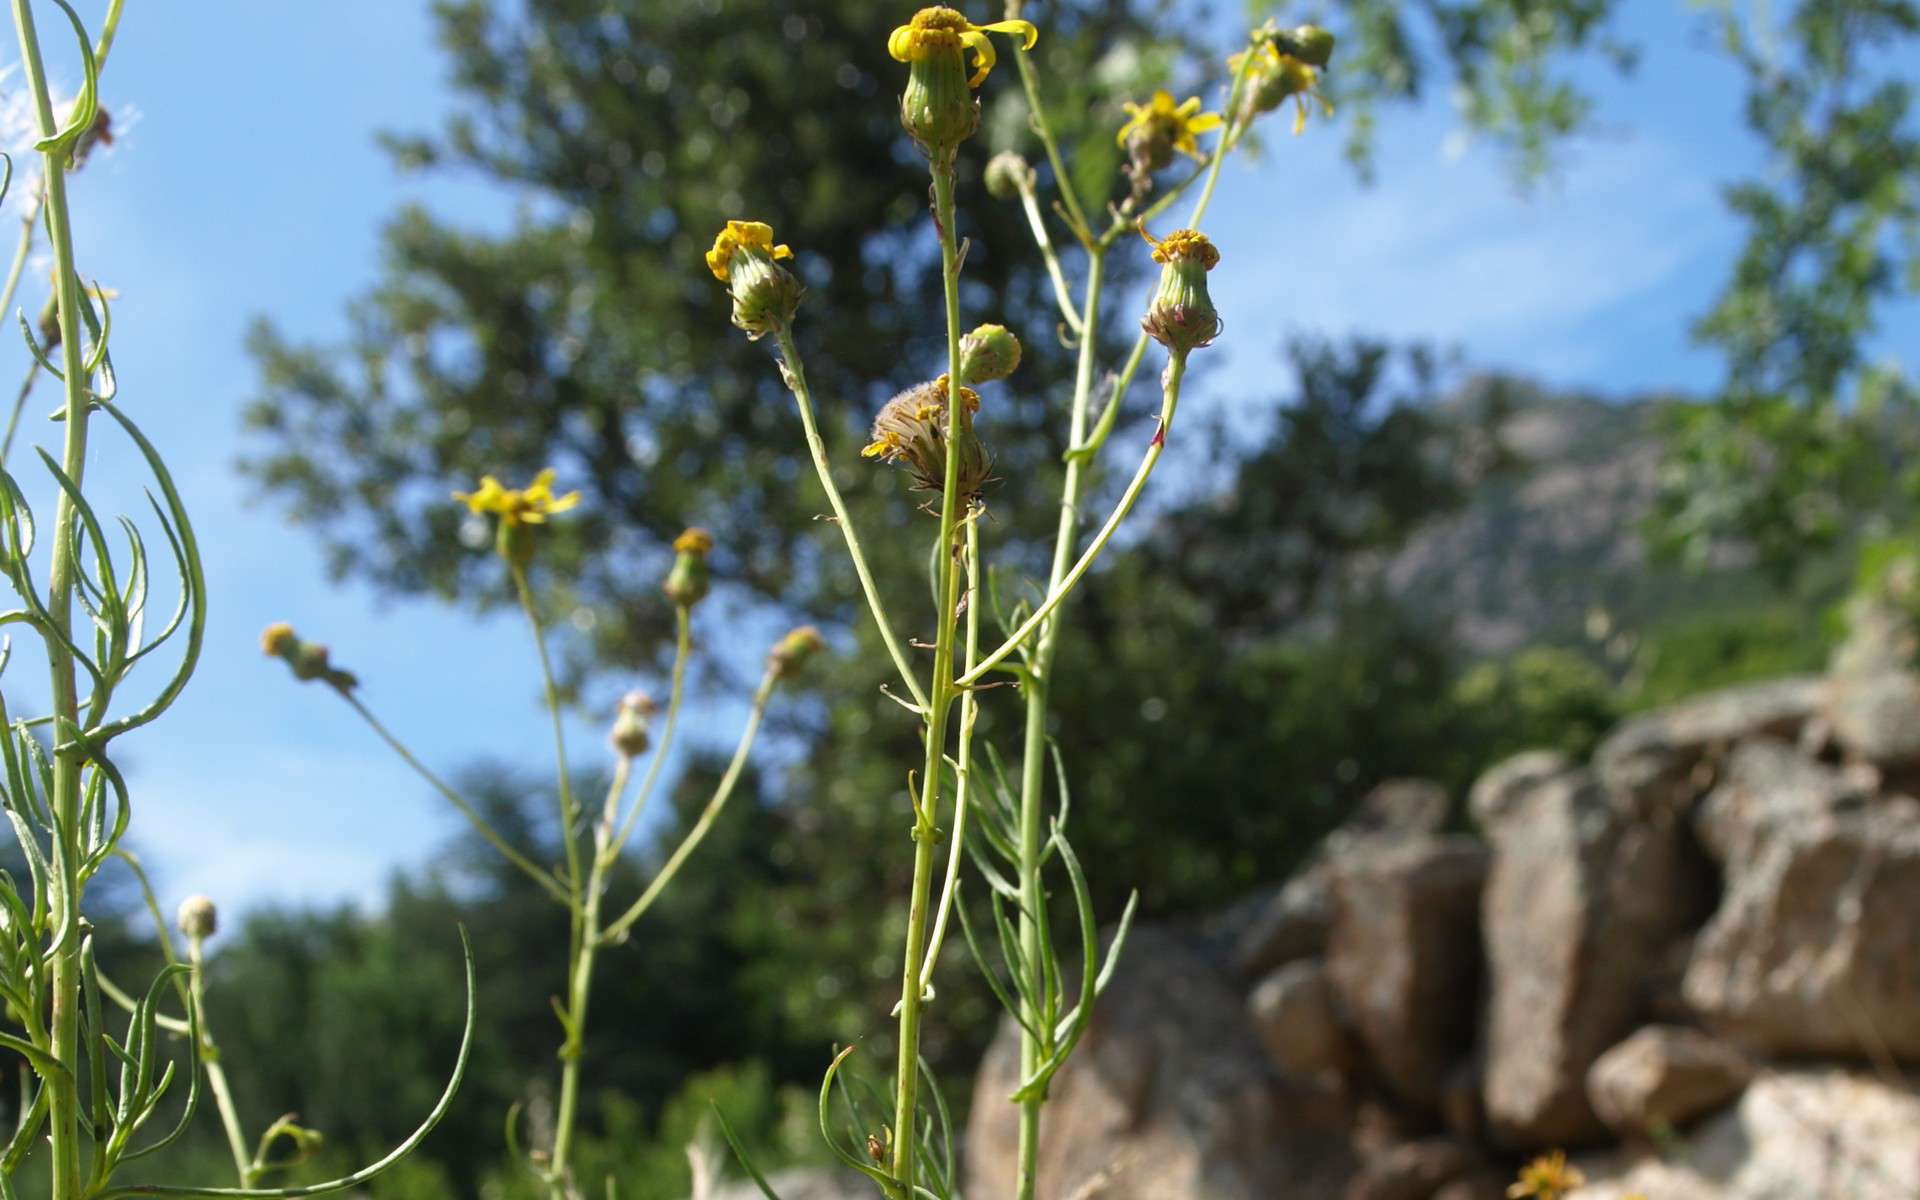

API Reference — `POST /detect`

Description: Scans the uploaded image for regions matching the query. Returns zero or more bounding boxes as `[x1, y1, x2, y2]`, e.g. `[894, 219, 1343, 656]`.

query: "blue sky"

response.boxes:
[0, 0, 1909, 919]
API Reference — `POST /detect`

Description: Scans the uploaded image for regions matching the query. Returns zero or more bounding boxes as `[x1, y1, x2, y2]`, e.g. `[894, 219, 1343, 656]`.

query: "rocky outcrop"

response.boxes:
[966, 926, 1353, 1200]
[1326, 837, 1487, 1109]
[1585, 1025, 1750, 1136]
[1474, 760, 1701, 1148]
[1575, 1071, 1920, 1198]
[965, 643, 1920, 1197]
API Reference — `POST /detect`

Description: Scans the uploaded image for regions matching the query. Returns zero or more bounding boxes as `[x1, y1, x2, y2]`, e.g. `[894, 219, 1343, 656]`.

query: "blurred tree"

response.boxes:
[1649, 0, 1920, 578]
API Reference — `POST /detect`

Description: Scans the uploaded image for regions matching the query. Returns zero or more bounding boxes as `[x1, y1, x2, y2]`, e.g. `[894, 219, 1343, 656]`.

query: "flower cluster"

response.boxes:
[1117, 90, 1224, 176]
[887, 6, 1036, 157]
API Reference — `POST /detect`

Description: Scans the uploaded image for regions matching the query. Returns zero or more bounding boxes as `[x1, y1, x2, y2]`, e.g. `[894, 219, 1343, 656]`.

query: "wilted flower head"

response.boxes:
[888, 7, 1037, 157]
[1138, 227, 1222, 355]
[706, 220, 803, 338]
[1230, 30, 1333, 133]
[1507, 1151, 1584, 1200]
[768, 625, 826, 678]
[609, 689, 658, 759]
[176, 894, 217, 941]
[862, 375, 993, 499]
[664, 526, 715, 608]
[1117, 90, 1224, 175]
[261, 622, 358, 692]
[959, 323, 1021, 384]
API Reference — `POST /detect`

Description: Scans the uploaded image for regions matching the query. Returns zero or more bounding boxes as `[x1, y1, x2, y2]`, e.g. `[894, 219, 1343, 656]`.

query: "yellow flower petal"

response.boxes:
[1188, 112, 1224, 134]
[975, 17, 1037, 50]
[959, 28, 996, 87]
[888, 23, 915, 61]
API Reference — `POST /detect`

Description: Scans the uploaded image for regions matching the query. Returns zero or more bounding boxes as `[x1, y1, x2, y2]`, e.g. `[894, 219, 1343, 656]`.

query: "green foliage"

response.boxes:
[1451, 645, 1618, 764]
[1625, 602, 1835, 710]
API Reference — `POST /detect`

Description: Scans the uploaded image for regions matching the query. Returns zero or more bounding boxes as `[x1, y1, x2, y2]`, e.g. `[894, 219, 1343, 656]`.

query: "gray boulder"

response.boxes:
[1248, 958, 1353, 1084]
[1594, 677, 1823, 816]
[1586, 1025, 1751, 1136]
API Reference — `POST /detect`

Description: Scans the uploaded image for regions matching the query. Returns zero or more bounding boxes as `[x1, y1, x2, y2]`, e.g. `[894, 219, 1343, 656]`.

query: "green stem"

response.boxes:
[890, 158, 968, 1196]
[1006, 1, 1090, 242]
[188, 937, 253, 1187]
[549, 757, 630, 1198]
[959, 353, 1187, 687]
[772, 329, 929, 713]
[917, 513, 981, 997]
[338, 692, 573, 906]
[1012, 175, 1081, 334]
[2, 0, 125, 470]
[13, 0, 99, 1192]
[608, 605, 692, 860]
[598, 666, 778, 946]
[513, 563, 583, 902]
[1010, 242, 1106, 1200]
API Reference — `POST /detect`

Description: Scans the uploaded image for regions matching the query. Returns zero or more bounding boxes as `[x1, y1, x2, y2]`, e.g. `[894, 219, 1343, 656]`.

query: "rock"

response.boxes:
[1325, 779, 1452, 856]
[1829, 669, 1920, 766]
[1477, 767, 1701, 1148]
[1574, 1069, 1920, 1198]
[702, 1170, 870, 1200]
[1344, 1137, 1478, 1200]
[965, 926, 1353, 1200]
[1585, 1025, 1751, 1136]
[1684, 793, 1920, 1059]
[1249, 959, 1352, 1083]
[1691, 738, 1870, 863]
[1438, 1056, 1484, 1142]
[1430, 1171, 1509, 1200]
[1219, 868, 1333, 981]
[1467, 749, 1572, 830]
[1326, 836, 1487, 1109]
[1594, 676, 1823, 815]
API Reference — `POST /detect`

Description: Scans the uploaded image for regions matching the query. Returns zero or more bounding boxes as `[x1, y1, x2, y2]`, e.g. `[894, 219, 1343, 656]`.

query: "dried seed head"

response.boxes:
[177, 895, 217, 941]
[664, 527, 714, 608]
[769, 625, 826, 678]
[609, 689, 658, 759]
[959, 323, 1021, 384]
[984, 151, 1035, 200]
[861, 375, 994, 499]
[1139, 227, 1223, 356]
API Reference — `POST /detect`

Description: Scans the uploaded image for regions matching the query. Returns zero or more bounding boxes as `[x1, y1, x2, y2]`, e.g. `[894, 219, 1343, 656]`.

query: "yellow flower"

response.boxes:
[887, 7, 1036, 89]
[705, 220, 793, 283]
[1508, 1151, 1585, 1200]
[1230, 41, 1331, 134]
[673, 527, 714, 555]
[453, 468, 581, 527]
[1117, 91, 1224, 163]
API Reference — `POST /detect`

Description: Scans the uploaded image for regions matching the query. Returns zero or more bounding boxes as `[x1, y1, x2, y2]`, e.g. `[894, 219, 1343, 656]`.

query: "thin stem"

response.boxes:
[14, 0, 99, 1191]
[959, 352, 1186, 687]
[513, 564, 583, 902]
[608, 605, 692, 861]
[338, 692, 573, 907]
[917, 511, 981, 996]
[1012, 176, 1081, 334]
[772, 328, 929, 713]
[598, 667, 779, 946]
[1006, 0, 1090, 242]
[890, 158, 968, 1195]
[187, 936, 252, 1187]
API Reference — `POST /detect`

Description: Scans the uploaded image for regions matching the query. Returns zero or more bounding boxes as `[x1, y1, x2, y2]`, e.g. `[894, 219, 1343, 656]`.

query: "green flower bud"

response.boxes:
[769, 626, 826, 678]
[887, 8, 1036, 161]
[664, 527, 714, 608]
[261, 622, 359, 692]
[861, 375, 995, 499]
[176, 895, 217, 941]
[609, 690, 657, 759]
[1139, 228, 1222, 356]
[1286, 25, 1336, 68]
[959, 324, 1022, 384]
[984, 151, 1035, 200]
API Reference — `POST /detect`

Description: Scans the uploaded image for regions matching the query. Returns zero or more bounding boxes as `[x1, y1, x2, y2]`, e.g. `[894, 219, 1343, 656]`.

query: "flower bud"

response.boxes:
[984, 152, 1035, 200]
[769, 626, 825, 678]
[1139, 228, 1222, 356]
[261, 622, 359, 692]
[959, 324, 1021, 384]
[663, 527, 714, 609]
[861, 375, 994, 499]
[891, 8, 981, 158]
[1285, 25, 1336, 68]
[706, 221, 803, 339]
[609, 690, 657, 759]
[177, 895, 217, 941]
